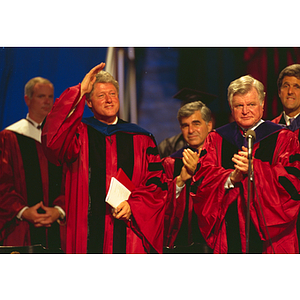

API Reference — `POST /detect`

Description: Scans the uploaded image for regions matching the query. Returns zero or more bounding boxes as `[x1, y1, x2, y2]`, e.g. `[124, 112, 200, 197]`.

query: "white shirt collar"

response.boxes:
[26, 113, 42, 129]
[283, 111, 300, 126]
[240, 119, 264, 133]
[94, 116, 118, 125]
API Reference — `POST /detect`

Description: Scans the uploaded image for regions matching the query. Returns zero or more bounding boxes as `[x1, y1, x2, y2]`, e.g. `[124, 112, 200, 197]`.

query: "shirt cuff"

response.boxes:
[224, 174, 235, 189]
[54, 206, 66, 219]
[176, 183, 185, 199]
[17, 206, 29, 220]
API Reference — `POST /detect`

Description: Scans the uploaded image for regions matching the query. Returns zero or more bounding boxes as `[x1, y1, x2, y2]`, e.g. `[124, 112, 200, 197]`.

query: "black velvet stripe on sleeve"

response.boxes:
[146, 177, 168, 190]
[284, 166, 300, 179]
[221, 139, 237, 170]
[146, 146, 159, 156]
[148, 162, 164, 172]
[279, 176, 300, 201]
[290, 154, 300, 163]
[254, 132, 278, 163]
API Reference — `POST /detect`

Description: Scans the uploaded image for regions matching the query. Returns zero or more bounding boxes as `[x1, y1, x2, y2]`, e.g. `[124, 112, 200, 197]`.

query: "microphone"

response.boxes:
[245, 129, 256, 158]
[245, 130, 256, 252]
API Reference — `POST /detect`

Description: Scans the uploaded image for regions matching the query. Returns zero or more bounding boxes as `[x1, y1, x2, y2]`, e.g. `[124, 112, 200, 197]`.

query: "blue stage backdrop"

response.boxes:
[0, 47, 107, 130]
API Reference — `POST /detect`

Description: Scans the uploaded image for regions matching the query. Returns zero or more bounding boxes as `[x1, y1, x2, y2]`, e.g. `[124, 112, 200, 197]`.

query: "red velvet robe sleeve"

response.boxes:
[247, 130, 300, 253]
[127, 135, 168, 253]
[192, 129, 300, 253]
[0, 130, 28, 231]
[42, 84, 84, 166]
[42, 84, 89, 254]
[161, 156, 187, 248]
[191, 132, 234, 253]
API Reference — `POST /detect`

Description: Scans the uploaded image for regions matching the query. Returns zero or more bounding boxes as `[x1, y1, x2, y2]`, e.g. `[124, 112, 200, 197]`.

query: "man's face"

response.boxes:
[25, 83, 54, 122]
[180, 110, 212, 150]
[87, 82, 120, 124]
[278, 76, 300, 117]
[231, 87, 264, 129]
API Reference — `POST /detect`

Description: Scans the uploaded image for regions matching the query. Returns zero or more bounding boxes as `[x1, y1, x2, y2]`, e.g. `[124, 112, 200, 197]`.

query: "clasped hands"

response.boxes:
[176, 148, 201, 187]
[230, 146, 253, 184]
[21, 201, 61, 228]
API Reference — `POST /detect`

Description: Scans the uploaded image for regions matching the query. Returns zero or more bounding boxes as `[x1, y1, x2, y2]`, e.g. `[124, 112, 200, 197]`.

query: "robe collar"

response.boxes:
[215, 120, 284, 149]
[287, 114, 300, 132]
[5, 118, 41, 143]
[82, 116, 152, 137]
[170, 145, 199, 158]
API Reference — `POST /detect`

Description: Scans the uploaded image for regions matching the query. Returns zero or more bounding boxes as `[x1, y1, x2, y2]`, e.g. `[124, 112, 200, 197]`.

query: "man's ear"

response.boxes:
[86, 99, 92, 109]
[207, 121, 213, 132]
[24, 95, 30, 106]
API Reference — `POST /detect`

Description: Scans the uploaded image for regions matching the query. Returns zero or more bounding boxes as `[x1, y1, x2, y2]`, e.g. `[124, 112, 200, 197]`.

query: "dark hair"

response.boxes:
[177, 101, 211, 124]
[277, 64, 300, 91]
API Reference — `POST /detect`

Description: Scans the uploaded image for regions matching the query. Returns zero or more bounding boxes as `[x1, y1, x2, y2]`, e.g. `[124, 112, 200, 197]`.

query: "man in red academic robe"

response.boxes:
[0, 77, 65, 252]
[272, 64, 300, 137]
[192, 75, 300, 254]
[272, 64, 300, 250]
[42, 63, 168, 254]
[162, 101, 213, 253]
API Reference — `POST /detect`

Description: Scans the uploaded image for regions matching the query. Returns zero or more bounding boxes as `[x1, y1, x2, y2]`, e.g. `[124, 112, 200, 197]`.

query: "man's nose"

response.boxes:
[45, 97, 52, 104]
[188, 124, 195, 133]
[288, 86, 294, 94]
[106, 93, 113, 102]
[242, 105, 249, 114]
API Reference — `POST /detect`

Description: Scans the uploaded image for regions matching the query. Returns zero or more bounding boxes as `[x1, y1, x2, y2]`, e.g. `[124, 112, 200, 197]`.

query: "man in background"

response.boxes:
[163, 101, 213, 253]
[0, 77, 65, 253]
[158, 88, 216, 158]
[272, 63, 300, 250]
[273, 64, 300, 134]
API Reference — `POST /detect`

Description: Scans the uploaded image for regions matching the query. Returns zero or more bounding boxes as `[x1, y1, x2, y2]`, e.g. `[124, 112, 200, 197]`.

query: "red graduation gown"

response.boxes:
[0, 127, 65, 249]
[191, 121, 300, 253]
[42, 84, 167, 254]
[162, 154, 192, 248]
[162, 147, 206, 249]
[273, 113, 300, 138]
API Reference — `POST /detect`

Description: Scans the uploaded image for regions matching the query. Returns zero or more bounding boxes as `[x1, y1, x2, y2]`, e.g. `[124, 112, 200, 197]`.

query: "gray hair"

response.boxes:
[86, 70, 119, 100]
[24, 77, 53, 98]
[227, 75, 265, 107]
[277, 64, 300, 91]
[177, 100, 212, 124]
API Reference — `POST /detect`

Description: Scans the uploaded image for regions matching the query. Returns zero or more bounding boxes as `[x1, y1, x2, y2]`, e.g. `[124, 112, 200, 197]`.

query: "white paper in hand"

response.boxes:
[105, 177, 132, 209]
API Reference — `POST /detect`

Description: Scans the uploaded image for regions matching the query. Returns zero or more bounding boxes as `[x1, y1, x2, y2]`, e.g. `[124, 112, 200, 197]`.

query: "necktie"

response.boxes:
[289, 117, 295, 125]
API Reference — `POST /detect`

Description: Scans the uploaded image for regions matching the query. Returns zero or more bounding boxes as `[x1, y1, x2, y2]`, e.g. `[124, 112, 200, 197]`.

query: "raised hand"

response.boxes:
[80, 62, 106, 98]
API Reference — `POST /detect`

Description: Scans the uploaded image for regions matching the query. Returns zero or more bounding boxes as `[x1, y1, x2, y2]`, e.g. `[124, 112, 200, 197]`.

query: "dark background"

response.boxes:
[1, 47, 300, 144]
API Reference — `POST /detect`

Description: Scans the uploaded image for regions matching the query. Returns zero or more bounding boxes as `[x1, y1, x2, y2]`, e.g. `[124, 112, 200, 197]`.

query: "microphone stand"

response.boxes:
[245, 133, 255, 254]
